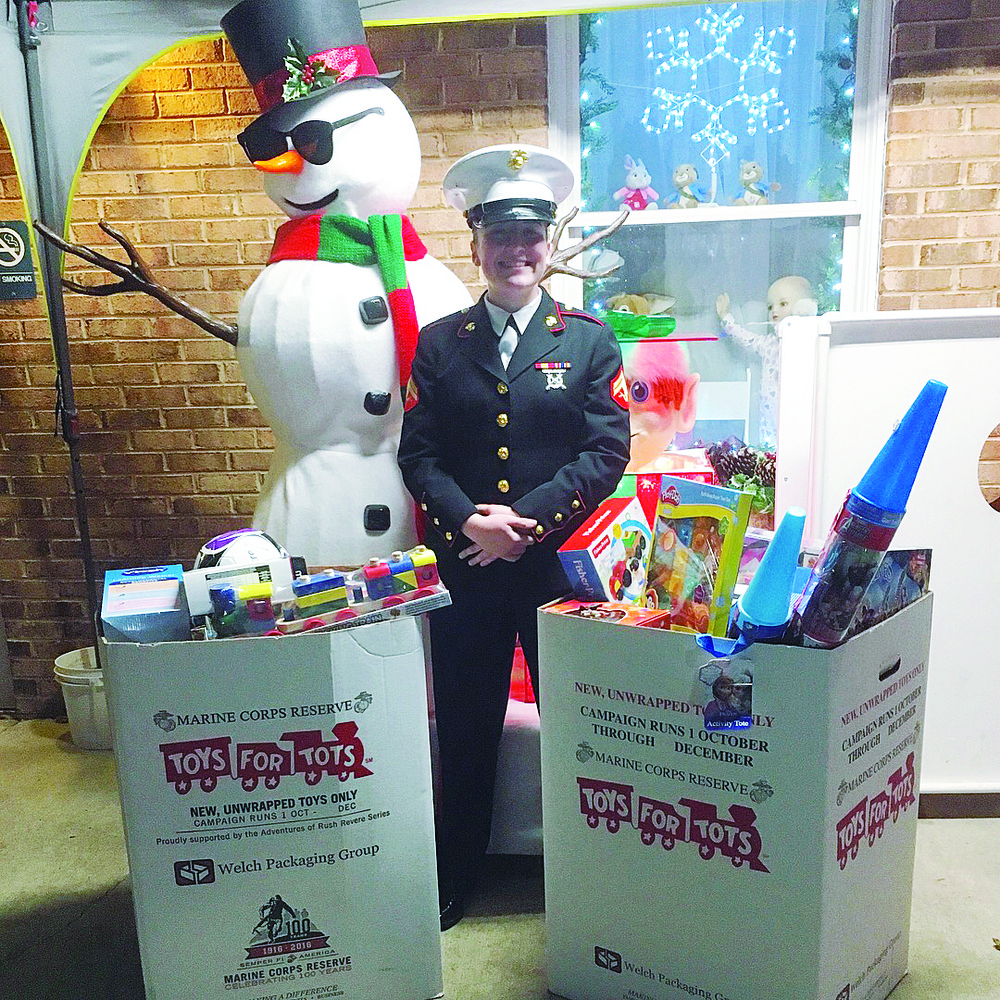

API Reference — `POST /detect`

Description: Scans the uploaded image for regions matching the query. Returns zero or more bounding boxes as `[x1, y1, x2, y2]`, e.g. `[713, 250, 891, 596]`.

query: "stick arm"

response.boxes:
[541, 206, 629, 283]
[34, 219, 239, 347]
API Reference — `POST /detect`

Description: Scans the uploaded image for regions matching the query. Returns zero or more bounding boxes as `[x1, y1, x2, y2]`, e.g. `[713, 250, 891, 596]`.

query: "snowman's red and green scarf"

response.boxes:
[268, 213, 426, 387]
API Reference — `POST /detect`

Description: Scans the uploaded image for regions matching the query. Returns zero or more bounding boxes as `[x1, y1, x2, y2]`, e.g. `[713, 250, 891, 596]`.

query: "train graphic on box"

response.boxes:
[158, 721, 373, 795]
[576, 775, 769, 872]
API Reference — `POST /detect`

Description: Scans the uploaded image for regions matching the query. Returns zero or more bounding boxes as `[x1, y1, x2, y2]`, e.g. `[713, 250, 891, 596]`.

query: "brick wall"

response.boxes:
[0, 18, 546, 718]
[883, 0, 1000, 513]
[981, 422, 1000, 509]
[0, 131, 59, 712]
[881, 0, 1000, 309]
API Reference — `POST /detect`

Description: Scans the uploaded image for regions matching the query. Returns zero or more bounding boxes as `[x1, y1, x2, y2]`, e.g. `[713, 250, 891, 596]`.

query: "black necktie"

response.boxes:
[498, 315, 519, 370]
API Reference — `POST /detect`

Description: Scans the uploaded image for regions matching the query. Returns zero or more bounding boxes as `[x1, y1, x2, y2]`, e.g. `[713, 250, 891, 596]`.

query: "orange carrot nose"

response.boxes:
[253, 150, 306, 174]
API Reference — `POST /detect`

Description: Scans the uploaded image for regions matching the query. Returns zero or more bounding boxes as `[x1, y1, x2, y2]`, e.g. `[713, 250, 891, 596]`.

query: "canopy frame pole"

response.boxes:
[15, 0, 99, 640]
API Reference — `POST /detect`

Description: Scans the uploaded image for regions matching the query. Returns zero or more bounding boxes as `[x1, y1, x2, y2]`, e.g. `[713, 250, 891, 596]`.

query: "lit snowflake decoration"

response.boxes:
[642, 3, 796, 171]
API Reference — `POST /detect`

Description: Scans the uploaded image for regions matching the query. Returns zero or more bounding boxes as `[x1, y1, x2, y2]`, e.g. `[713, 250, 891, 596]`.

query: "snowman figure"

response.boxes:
[222, 0, 471, 566]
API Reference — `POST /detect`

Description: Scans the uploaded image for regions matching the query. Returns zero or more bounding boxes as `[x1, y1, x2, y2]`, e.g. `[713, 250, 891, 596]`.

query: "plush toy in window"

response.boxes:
[666, 163, 708, 209]
[603, 292, 677, 342]
[731, 160, 780, 207]
[606, 292, 675, 316]
[613, 155, 660, 211]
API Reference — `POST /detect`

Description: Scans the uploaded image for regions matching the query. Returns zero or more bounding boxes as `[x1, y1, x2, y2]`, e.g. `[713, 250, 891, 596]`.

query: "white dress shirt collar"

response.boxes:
[483, 291, 543, 338]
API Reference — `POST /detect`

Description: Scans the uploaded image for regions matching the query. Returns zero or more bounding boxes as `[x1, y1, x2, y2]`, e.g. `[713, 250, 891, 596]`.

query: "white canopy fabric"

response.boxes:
[0, 0, 673, 231]
[0, 15, 38, 217]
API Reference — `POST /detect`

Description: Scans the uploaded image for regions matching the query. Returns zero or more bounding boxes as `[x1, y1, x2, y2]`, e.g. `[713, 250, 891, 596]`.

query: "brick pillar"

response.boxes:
[881, 0, 1000, 309]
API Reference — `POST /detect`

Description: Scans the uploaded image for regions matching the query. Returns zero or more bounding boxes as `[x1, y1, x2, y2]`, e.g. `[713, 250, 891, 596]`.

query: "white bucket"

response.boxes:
[54, 646, 112, 750]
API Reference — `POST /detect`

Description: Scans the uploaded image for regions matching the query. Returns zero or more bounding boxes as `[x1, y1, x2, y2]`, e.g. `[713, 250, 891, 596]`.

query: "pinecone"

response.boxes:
[758, 451, 776, 488]
[733, 446, 760, 478]
[707, 442, 737, 484]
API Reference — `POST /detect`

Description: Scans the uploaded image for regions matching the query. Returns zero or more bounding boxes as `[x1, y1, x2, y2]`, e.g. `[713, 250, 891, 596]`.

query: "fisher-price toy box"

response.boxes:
[558, 496, 653, 605]
[538, 592, 932, 1000]
[100, 617, 441, 1000]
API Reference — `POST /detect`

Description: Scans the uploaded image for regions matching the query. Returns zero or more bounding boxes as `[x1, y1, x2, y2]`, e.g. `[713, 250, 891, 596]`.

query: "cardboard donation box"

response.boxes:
[539, 594, 932, 1000]
[101, 617, 440, 1000]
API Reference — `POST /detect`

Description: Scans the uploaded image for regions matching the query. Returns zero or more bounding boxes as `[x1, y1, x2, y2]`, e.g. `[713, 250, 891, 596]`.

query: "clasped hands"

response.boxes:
[459, 504, 538, 567]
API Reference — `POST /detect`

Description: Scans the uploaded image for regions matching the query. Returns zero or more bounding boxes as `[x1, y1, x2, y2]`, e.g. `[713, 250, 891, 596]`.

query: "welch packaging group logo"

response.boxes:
[174, 859, 216, 886]
[594, 946, 622, 973]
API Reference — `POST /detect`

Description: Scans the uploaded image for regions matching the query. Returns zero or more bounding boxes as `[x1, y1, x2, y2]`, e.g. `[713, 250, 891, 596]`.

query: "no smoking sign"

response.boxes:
[0, 221, 38, 301]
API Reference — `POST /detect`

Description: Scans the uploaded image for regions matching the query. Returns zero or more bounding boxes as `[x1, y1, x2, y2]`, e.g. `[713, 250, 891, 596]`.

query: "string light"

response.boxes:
[641, 3, 796, 171]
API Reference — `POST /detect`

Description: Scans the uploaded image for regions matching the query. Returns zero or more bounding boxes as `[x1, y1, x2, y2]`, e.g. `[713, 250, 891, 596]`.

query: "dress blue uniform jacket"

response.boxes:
[398, 289, 630, 555]
[397, 289, 629, 895]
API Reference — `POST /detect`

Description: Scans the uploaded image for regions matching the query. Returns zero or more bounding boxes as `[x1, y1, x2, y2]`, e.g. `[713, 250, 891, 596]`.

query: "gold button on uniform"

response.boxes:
[497, 383, 508, 394]
[497, 446, 509, 460]
[497, 413, 508, 427]
[433, 517, 440, 525]
[421, 503, 428, 511]
[572, 499, 581, 509]
[498, 479, 509, 493]
[554, 512, 563, 522]
[445, 532, 453, 541]
[535, 524, 544, 535]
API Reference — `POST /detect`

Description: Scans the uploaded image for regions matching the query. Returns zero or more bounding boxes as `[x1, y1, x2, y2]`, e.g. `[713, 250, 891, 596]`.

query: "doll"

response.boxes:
[622, 339, 700, 473]
[715, 275, 817, 450]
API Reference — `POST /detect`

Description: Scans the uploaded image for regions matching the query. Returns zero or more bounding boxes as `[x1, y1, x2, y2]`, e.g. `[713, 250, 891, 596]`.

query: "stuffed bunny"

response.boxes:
[613, 155, 659, 211]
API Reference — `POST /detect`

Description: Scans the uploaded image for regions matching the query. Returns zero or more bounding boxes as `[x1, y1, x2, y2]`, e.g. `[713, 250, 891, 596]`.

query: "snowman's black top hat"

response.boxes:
[222, 0, 398, 122]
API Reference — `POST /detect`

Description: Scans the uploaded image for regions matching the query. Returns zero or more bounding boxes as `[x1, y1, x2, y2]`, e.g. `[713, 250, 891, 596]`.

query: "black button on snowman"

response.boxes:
[222, 0, 471, 567]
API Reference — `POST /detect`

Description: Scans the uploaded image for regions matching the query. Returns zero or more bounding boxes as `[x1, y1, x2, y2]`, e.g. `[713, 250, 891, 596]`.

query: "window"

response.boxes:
[546, 1, 891, 467]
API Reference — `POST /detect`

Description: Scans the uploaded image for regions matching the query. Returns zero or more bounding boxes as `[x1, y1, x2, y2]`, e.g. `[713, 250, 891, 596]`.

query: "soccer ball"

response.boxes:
[194, 528, 289, 570]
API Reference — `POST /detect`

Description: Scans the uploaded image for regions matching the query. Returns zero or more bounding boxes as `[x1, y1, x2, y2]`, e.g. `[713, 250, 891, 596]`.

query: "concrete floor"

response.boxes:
[1, 718, 998, 1000]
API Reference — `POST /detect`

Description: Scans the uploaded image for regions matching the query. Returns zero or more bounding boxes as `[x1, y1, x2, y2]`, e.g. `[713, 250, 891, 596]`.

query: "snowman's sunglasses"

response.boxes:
[238, 107, 384, 166]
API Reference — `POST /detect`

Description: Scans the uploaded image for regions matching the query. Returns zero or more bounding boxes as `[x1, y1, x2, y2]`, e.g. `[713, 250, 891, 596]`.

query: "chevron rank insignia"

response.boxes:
[610, 366, 629, 410]
[404, 375, 419, 412]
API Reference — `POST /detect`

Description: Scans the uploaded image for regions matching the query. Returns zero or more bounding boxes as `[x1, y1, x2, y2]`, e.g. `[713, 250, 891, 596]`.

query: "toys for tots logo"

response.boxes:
[576, 775, 769, 872]
[158, 722, 373, 795]
[836, 752, 916, 870]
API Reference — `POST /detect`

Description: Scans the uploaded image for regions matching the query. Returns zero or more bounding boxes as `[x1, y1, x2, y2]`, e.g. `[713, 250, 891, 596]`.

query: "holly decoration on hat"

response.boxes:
[283, 38, 341, 102]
